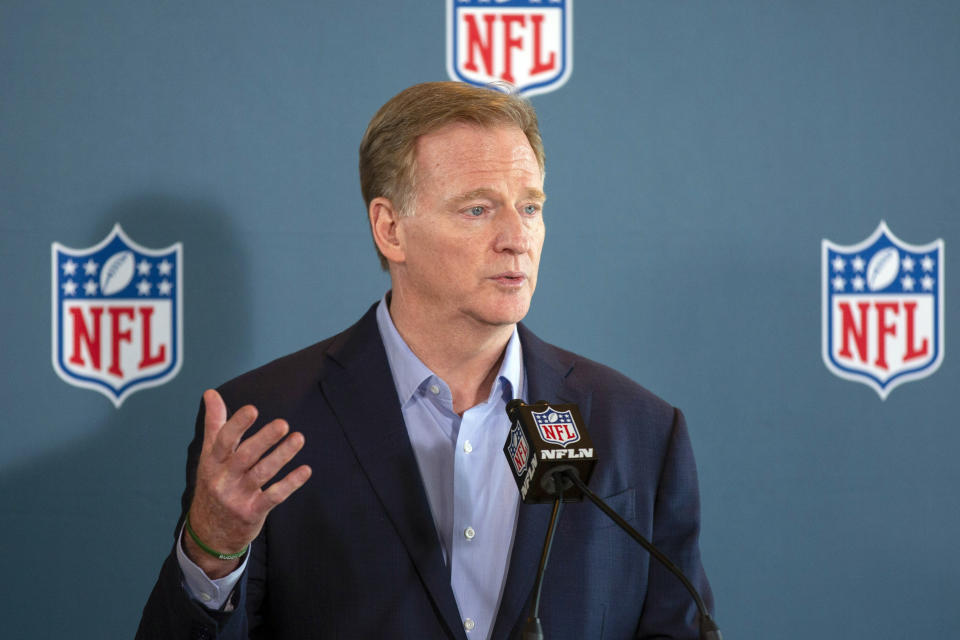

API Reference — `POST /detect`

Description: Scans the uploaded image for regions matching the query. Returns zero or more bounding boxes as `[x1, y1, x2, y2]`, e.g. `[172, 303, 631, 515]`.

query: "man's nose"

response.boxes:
[494, 209, 532, 254]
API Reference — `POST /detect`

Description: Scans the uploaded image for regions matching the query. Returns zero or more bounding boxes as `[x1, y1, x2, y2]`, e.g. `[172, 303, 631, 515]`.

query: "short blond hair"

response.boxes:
[359, 81, 545, 269]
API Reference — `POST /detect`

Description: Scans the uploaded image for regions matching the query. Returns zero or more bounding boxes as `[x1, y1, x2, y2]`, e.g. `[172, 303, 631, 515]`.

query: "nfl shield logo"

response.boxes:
[52, 224, 183, 407]
[822, 221, 944, 399]
[532, 406, 580, 447]
[447, 0, 573, 97]
[506, 422, 530, 476]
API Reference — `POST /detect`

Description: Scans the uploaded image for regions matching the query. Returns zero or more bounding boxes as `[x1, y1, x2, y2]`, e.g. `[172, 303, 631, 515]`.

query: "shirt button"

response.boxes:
[464, 618, 476, 632]
[463, 440, 473, 453]
[199, 592, 212, 602]
[464, 526, 476, 540]
[429, 384, 440, 395]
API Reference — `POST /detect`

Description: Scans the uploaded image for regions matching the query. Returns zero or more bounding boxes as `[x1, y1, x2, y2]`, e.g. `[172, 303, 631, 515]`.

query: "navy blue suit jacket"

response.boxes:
[137, 304, 713, 639]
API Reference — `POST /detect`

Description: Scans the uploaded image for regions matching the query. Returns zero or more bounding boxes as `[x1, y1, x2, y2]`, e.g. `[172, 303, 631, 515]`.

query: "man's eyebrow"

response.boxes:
[523, 188, 547, 202]
[446, 188, 501, 205]
[446, 188, 547, 206]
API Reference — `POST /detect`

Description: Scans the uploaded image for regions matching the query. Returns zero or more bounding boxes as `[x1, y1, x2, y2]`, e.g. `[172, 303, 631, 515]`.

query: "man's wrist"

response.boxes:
[176, 525, 248, 610]
[181, 524, 245, 579]
[185, 511, 249, 560]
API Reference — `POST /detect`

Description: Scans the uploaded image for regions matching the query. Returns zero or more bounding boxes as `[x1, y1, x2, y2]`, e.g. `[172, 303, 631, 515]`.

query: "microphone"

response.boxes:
[503, 399, 587, 639]
[503, 399, 598, 503]
[502, 400, 723, 640]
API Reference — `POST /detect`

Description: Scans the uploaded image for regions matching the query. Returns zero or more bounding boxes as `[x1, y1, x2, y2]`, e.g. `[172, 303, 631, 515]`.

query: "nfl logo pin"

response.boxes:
[532, 407, 580, 447]
[52, 224, 183, 407]
[447, 0, 573, 97]
[822, 221, 944, 399]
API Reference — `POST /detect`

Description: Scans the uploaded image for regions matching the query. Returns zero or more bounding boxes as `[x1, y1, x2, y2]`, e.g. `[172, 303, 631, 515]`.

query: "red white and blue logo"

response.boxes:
[52, 225, 183, 407]
[506, 422, 530, 475]
[447, 0, 572, 97]
[532, 406, 580, 447]
[822, 221, 944, 399]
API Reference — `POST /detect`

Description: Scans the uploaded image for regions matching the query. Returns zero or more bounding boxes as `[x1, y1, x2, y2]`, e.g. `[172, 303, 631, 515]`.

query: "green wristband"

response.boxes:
[184, 512, 249, 561]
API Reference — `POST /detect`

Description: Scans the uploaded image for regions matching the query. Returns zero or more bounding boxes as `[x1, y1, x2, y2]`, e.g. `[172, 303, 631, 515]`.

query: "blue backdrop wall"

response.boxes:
[1, 1, 958, 638]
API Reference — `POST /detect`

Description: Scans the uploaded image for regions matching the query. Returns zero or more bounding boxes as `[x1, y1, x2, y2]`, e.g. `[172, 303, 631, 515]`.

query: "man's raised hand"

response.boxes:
[183, 389, 312, 578]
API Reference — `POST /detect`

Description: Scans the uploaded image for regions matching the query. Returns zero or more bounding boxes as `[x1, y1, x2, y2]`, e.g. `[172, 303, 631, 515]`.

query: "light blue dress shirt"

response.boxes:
[178, 297, 524, 639]
[375, 298, 523, 640]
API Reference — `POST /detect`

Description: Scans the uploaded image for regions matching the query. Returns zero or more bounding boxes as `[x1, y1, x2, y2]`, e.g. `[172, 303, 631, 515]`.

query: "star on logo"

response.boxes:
[852, 275, 866, 291]
[62, 259, 78, 276]
[901, 254, 915, 272]
[831, 256, 846, 272]
[921, 275, 935, 291]
[83, 279, 98, 296]
[137, 279, 152, 295]
[901, 274, 915, 291]
[62, 279, 77, 296]
[921, 255, 935, 272]
[852, 256, 865, 272]
[832, 275, 845, 291]
[137, 259, 152, 276]
[158, 279, 172, 296]
[83, 258, 99, 275]
[157, 259, 173, 276]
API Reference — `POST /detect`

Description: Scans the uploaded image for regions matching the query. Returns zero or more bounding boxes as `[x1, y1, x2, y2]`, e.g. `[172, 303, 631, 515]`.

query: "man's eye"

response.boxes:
[468, 206, 485, 216]
[523, 204, 540, 215]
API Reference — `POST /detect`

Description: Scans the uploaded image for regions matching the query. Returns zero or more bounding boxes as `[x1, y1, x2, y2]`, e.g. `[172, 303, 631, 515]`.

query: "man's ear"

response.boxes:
[369, 197, 405, 265]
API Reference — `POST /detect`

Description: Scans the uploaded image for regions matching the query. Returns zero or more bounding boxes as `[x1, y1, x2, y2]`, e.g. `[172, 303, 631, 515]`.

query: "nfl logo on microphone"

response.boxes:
[506, 423, 530, 476]
[822, 222, 944, 399]
[532, 407, 580, 447]
[447, 0, 572, 97]
[52, 225, 183, 407]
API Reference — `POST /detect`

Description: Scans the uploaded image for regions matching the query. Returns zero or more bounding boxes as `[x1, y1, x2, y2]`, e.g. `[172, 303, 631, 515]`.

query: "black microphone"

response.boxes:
[502, 400, 723, 640]
[503, 399, 598, 503]
[503, 399, 585, 639]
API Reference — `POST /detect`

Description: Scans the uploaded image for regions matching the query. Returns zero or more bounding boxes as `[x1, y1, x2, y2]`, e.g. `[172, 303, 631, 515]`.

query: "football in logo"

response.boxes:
[866, 247, 899, 291]
[101, 250, 136, 295]
[447, 0, 573, 97]
[822, 221, 944, 399]
[52, 224, 183, 407]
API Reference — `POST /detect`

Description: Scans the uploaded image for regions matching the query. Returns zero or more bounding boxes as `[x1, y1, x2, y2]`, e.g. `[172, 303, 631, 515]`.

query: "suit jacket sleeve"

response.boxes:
[136, 400, 257, 640]
[634, 407, 714, 638]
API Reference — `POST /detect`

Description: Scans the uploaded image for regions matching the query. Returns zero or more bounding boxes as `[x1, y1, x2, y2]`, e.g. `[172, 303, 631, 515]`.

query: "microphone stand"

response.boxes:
[521, 494, 564, 640]
[561, 470, 723, 640]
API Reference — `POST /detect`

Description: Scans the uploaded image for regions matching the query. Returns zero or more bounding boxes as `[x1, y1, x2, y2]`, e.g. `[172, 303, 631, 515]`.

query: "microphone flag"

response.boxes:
[503, 401, 598, 504]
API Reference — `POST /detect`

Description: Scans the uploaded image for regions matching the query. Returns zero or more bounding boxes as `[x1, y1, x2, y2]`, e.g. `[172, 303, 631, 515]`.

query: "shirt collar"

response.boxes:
[375, 294, 523, 407]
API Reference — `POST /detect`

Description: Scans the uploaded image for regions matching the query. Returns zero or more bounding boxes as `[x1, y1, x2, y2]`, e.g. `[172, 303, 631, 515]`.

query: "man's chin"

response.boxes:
[469, 297, 532, 328]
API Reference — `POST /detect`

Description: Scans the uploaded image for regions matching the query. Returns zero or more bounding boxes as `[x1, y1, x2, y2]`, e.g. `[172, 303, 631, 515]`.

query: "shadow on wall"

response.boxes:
[0, 193, 252, 637]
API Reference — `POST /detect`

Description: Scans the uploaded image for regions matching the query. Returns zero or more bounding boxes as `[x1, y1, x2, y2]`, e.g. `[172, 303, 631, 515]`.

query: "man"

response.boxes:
[138, 82, 713, 639]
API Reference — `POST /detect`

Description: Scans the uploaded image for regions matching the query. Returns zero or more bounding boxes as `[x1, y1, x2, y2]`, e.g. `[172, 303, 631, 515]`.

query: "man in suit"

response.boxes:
[138, 81, 714, 639]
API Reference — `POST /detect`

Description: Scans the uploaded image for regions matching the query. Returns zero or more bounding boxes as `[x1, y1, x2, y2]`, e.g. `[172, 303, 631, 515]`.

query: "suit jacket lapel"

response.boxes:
[491, 324, 594, 639]
[318, 305, 466, 640]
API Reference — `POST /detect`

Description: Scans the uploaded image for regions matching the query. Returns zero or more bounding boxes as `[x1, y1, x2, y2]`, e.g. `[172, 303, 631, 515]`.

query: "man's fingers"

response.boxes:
[229, 419, 291, 476]
[244, 430, 306, 489]
[201, 389, 228, 450]
[210, 403, 259, 462]
[256, 464, 313, 511]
